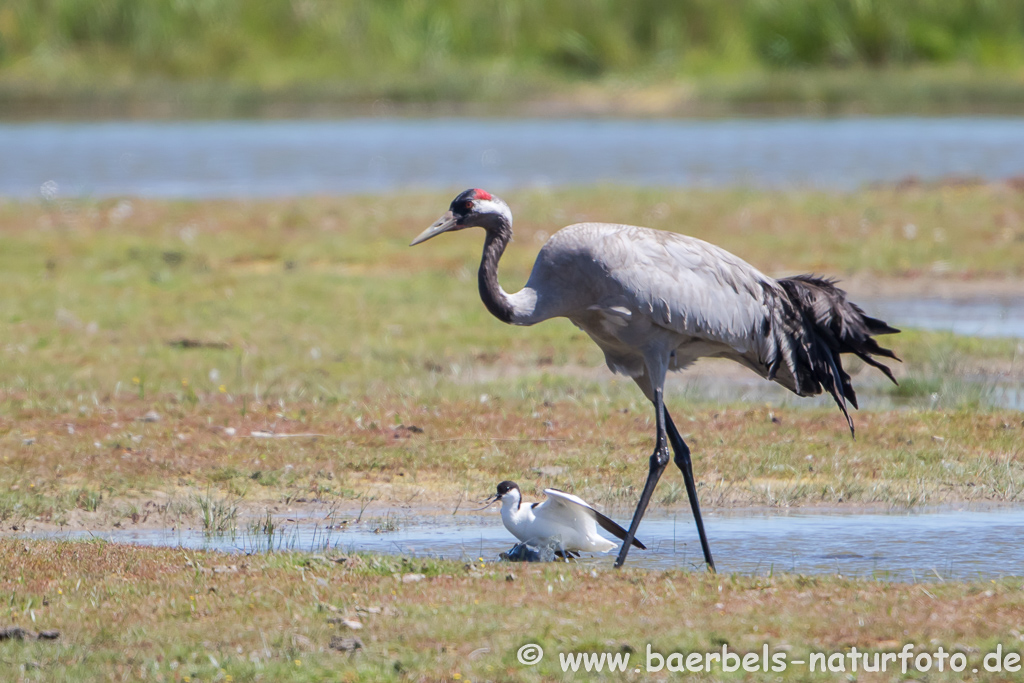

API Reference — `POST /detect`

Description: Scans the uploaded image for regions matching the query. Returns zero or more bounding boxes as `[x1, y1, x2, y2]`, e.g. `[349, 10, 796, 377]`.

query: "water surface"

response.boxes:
[30, 507, 1024, 582]
[5, 117, 1024, 198]
[865, 297, 1024, 339]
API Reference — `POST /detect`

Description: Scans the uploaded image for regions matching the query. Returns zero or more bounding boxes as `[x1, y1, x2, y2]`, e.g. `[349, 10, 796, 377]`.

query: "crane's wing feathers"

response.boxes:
[617, 226, 772, 346]
[554, 224, 783, 370]
[772, 274, 899, 435]
[547, 224, 898, 434]
[543, 488, 646, 550]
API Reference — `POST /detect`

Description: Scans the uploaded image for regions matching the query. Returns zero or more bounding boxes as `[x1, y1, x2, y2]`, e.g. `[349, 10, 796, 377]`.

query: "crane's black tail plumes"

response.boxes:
[771, 275, 900, 435]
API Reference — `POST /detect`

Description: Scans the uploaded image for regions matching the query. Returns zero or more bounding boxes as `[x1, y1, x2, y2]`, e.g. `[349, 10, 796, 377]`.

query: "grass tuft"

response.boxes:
[194, 489, 238, 536]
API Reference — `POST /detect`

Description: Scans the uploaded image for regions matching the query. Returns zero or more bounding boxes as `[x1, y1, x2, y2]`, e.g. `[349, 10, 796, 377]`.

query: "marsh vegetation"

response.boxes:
[6, 1, 1024, 116]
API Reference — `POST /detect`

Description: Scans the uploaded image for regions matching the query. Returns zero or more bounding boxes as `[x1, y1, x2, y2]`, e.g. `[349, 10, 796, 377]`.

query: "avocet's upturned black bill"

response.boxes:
[485, 481, 646, 555]
[414, 189, 900, 570]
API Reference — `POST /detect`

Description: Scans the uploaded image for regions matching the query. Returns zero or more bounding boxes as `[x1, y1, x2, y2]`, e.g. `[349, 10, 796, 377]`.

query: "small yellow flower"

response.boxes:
[57, 589, 62, 595]
[219, 385, 227, 393]
[453, 675, 462, 680]
[181, 378, 189, 386]
[294, 659, 301, 667]
[132, 377, 140, 384]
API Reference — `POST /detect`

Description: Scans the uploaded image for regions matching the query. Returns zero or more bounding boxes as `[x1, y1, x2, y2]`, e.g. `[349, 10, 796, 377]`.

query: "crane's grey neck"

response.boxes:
[479, 225, 538, 325]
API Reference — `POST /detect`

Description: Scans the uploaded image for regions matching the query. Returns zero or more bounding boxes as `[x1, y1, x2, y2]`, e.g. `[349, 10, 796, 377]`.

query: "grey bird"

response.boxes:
[412, 189, 899, 570]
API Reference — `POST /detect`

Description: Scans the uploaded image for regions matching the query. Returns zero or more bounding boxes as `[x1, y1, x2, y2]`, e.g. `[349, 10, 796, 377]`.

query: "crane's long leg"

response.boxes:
[614, 388, 670, 568]
[665, 412, 716, 572]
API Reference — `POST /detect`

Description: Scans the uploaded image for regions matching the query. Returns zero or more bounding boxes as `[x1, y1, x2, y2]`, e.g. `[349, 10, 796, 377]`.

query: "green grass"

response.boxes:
[2, 539, 1023, 681]
[11, 0, 1024, 81]
[1, 185, 1022, 401]
[194, 489, 239, 536]
[0, 186, 1021, 522]
[5, 1, 1024, 116]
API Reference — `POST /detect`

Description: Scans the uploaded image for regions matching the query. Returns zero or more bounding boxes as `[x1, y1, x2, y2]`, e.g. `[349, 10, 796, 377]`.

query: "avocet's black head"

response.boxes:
[410, 189, 512, 246]
[481, 480, 521, 509]
[495, 480, 519, 499]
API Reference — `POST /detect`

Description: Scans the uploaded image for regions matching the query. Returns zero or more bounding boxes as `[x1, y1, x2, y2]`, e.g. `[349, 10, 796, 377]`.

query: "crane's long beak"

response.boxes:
[410, 210, 459, 246]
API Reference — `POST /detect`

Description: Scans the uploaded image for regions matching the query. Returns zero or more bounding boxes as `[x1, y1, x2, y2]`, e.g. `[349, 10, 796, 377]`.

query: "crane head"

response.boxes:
[411, 188, 512, 246]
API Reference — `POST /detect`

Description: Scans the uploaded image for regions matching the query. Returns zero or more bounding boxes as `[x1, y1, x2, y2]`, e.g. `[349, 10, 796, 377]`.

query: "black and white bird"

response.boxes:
[413, 189, 899, 571]
[485, 481, 647, 556]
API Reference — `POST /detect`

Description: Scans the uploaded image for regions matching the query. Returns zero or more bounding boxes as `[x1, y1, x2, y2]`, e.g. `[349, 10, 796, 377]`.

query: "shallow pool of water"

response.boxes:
[27, 506, 1024, 582]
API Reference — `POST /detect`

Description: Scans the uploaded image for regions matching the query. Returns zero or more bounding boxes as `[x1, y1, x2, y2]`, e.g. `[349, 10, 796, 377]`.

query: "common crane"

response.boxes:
[412, 189, 899, 570]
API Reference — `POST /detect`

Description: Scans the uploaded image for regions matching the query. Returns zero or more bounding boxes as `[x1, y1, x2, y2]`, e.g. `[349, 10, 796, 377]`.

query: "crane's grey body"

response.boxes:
[511, 222, 801, 401]
[413, 189, 899, 570]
